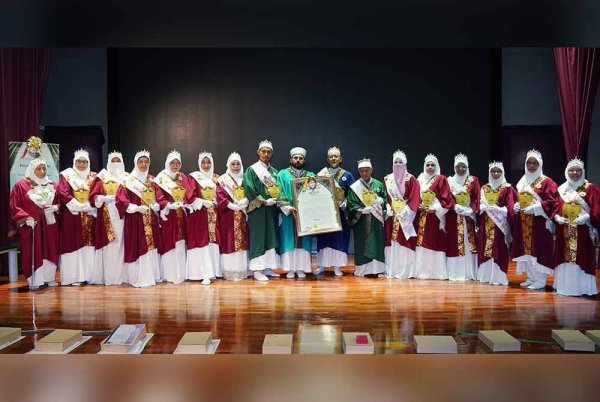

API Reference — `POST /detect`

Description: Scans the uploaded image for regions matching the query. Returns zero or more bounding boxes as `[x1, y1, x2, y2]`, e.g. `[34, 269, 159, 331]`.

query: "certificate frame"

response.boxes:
[291, 175, 343, 237]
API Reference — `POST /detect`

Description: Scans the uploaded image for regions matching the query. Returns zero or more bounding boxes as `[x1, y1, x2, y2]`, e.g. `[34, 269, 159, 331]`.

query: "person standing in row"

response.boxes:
[58, 149, 97, 286]
[155, 150, 188, 284]
[90, 151, 128, 285]
[186, 152, 221, 285]
[244, 140, 281, 281]
[9, 159, 60, 289]
[116, 150, 161, 288]
[217, 152, 250, 281]
[383, 150, 420, 279]
[315, 146, 355, 276]
[477, 162, 516, 286]
[277, 147, 314, 279]
[347, 158, 387, 276]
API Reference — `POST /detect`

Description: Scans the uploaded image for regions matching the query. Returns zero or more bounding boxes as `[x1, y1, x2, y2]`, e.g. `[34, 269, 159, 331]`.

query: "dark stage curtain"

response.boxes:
[43, 126, 105, 172]
[0, 49, 52, 271]
[553, 47, 600, 162]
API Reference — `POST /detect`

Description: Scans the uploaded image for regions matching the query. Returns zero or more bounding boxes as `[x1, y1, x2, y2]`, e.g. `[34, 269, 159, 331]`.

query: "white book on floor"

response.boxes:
[101, 324, 147, 354]
[478, 330, 521, 352]
[299, 327, 337, 354]
[174, 332, 213, 354]
[35, 329, 83, 352]
[414, 335, 457, 354]
[342, 332, 374, 354]
[552, 329, 595, 352]
[0, 327, 21, 346]
[262, 334, 293, 354]
[584, 330, 600, 347]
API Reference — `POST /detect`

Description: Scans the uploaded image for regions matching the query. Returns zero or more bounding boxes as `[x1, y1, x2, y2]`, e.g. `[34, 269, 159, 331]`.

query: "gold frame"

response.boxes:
[291, 175, 343, 237]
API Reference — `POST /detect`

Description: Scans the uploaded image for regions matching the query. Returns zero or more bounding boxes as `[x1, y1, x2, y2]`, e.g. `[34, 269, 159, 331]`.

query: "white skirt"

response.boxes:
[514, 255, 554, 276]
[59, 246, 95, 285]
[281, 249, 312, 272]
[186, 243, 221, 280]
[126, 249, 159, 288]
[161, 240, 187, 284]
[354, 259, 385, 276]
[221, 250, 249, 281]
[384, 243, 416, 279]
[94, 239, 126, 285]
[477, 259, 509, 286]
[249, 248, 280, 271]
[553, 263, 598, 296]
[27, 259, 57, 287]
[317, 247, 348, 268]
[415, 247, 448, 280]
[447, 253, 478, 281]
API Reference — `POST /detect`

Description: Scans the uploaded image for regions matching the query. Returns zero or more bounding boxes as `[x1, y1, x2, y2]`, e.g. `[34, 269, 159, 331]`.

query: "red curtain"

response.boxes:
[553, 47, 600, 161]
[0, 49, 52, 252]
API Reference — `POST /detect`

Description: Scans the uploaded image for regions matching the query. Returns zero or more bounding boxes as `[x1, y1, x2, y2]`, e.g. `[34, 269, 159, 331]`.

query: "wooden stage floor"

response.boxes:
[1, 263, 599, 354]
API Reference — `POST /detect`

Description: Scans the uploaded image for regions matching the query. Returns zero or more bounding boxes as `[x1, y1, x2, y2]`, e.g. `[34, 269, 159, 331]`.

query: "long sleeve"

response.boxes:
[89, 177, 105, 207]
[216, 184, 232, 213]
[434, 175, 456, 210]
[406, 175, 421, 212]
[115, 185, 131, 219]
[57, 174, 74, 205]
[469, 176, 481, 214]
[9, 182, 31, 224]
[346, 187, 363, 227]
[538, 178, 559, 217]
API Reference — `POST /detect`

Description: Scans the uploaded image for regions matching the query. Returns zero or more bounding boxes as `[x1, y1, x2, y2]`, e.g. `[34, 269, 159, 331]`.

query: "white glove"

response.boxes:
[264, 198, 277, 207]
[385, 203, 393, 218]
[167, 202, 182, 210]
[237, 198, 249, 208]
[513, 202, 521, 214]
[201, 199, 214, 208]
[361, 206, 372, 215]
[374, 196, 384, 205]
[150, 203, 160, 212]
[66, 198, 84, 215]
[25, 219, 36, 228]
[190, 198, 204, 211]
[479, 204, 488, 214]
[227, 202, 242, 211]
[574, 213, 590, 226]
[454, 204, 465, 215]
[462, 207, 474, 217]
[280, 205, 294, 216]
[489, 205, 508, 216]
[81, 203, 95, 213]
[554, 215, 569, 225]
[339, 200, 347, 209]
[127, 204, 148, 214]
[44, 205, 59, 213]
[523, 202, 541, 215]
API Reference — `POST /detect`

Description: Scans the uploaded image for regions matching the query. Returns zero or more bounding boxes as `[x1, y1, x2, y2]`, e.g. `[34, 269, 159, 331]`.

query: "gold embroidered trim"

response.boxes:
[143, 209, 156, 251]
[521, 212, 533, 255]
[207, 206, 217, 243]
[176, 208, 185, 241]
[81, 213, 95, 247]
[233, 210, 244, 252]
[416, 211, 427, 246]
[457, 214, 465, 256]
[391, 216, 401, 242]
[484, 215, 496, 258]
[563, 224, 578, 263]
[102, 206, 115, 243]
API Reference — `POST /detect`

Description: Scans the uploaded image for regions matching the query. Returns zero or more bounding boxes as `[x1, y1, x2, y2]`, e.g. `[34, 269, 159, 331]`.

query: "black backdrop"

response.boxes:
[108, 48, 496, 179]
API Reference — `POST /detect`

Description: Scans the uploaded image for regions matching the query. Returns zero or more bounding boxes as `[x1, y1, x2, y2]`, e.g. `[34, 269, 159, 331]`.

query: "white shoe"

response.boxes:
[72, 282, 82, 286]
[313, 267, 325, 275]
[378, 273, 389, 278]
[296, 271, 307, 279]
[334, 267, 343, 276]
[202, 278, 211, 285]
[519, 279, 532, 288]
[263, 268, 280, 277]
[29, 285, 40, 291]
[286, 271, 295, 279]
[46, 281, 59, 287]
[527, 281, 546, 290]
[254, 271, 269, 281]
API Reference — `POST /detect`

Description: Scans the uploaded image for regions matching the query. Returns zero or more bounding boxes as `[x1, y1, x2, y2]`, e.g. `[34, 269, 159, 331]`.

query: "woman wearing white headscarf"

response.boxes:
[511, 149, 559, 290]
[57, 149, 97, 286]
[217, 152, 250, 280]
[477, 162, 516, 286]
[383, 150, 420, 279]
[552, 159, 599, 296]
[9, 159, 60, 289]
[414, 154, 455, 280]
[89, 151, 128, 285]
[154, 150, 188, 284]
[115, 150, 161, 287]
[185, 151, 221, 285]
[446, 153, 480, 281]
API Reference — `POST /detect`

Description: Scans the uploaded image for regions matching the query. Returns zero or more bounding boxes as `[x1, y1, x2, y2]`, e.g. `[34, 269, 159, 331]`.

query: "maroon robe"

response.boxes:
[553, 182, 600, 276]
[9, 179, 60, 279]
[57, 172, 96, 255]
[477, 183, 517, 272]
[416, 175, 455, 252]
[216, 182, 249, 254]
[115, 176, 161, 263]
[446, 175, 481, 257]
[185, 174, 221, 250]
[154, 173, 187, 254]
[89, 176, 118, 250]
[384, 174, 420, 250]
[511, 176, 558, 268]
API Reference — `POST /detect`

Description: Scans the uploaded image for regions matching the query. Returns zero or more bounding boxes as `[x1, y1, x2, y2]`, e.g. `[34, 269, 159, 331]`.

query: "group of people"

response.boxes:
[9, 140, 599, 297]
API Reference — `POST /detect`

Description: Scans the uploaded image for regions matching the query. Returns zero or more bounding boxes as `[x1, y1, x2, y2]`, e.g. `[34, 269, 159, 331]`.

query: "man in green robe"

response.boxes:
[276, 147, 314, 279]
[347, 158, 387, 276]
[243, 140, 281, 281]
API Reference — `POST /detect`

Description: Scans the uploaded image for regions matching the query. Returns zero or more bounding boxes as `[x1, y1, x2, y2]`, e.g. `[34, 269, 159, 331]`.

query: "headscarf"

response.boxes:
[131, 150, 150, 183]
[164, 150, 182, 179]
[73, 149, 90, 179]
[225, 152, 244, 181]
[524, 149, 543, 184]
[417, 154, 440, 187]
[26, 158, 50, 185]
[392, 150, 407, 197]
[488, 161, 507, 190]
[450, 153, 470, 187]
[106, 151, 126, 179]
[195, 151, 215, 187]
[563, 158, 586, 190]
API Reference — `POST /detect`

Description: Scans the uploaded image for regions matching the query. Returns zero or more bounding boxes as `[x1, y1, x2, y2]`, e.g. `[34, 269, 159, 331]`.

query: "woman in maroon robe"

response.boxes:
[217, 152, 250, 281]
[512, 149, 559, 290]
[9, 159, 60, 289]
[414, 154, 455, 279]
[383, 150, 420, 279]
[552, 159, 599, 296]
[477, 162, 516, 286]
[115, 150, 161, 287]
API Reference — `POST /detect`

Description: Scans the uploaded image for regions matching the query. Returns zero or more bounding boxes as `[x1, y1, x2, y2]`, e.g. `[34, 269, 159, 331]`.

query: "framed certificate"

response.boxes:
[291, 176, 343, 237]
